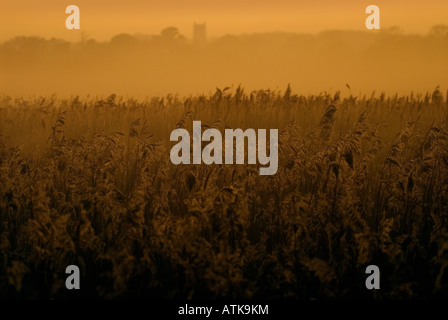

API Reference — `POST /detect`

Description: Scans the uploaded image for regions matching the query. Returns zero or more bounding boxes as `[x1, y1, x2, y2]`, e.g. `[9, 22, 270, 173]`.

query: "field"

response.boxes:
[1, 87, 448, 299]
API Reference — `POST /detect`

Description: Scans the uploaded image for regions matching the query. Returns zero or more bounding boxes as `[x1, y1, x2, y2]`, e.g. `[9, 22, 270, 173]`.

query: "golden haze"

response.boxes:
[0, 0, 447, 96]
[1, 0, 448, 41]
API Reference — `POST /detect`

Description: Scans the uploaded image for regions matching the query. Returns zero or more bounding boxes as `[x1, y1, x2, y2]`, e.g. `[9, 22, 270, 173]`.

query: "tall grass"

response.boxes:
[0, 88, 447, 299]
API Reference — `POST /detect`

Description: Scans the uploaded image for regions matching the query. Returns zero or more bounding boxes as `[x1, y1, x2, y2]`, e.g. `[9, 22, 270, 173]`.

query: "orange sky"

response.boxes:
[1, 0, 447, 41]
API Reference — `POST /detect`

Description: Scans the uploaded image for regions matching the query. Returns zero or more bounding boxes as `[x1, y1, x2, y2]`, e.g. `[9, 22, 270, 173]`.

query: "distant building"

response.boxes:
[193, 23, 206, 44]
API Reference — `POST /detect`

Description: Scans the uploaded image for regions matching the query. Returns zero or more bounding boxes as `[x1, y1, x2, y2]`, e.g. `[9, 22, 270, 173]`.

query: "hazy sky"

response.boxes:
[1, 0, 447, 41]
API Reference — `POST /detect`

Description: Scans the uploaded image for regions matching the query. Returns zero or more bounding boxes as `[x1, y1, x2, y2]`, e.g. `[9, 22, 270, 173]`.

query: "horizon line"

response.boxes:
[2, 25, 446, 44]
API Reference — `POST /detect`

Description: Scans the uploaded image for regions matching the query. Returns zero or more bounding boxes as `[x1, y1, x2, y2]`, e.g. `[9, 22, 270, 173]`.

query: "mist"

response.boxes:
[1, 27, 447, 97]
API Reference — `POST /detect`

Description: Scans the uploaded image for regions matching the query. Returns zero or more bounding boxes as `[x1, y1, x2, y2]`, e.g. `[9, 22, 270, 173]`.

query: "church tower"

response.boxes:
[193, 23, 206, 45]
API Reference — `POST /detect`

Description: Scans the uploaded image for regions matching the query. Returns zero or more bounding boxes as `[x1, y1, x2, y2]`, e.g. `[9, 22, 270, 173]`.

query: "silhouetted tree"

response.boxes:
[110, 33, 138, 47]
[2, 36, 47, 52]
[161, 27, 180, 40]
[429, 25, 448, 37]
